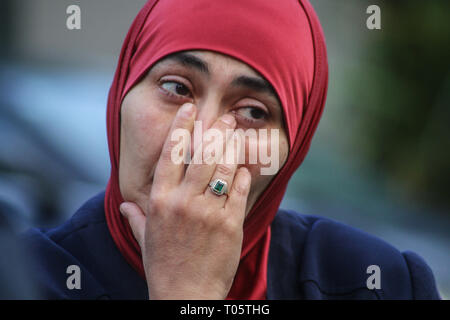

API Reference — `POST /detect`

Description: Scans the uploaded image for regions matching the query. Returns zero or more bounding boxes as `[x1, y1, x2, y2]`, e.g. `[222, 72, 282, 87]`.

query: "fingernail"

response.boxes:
[119, 203, 127, 216]
[221, 114, 235, 126]
[241, 166, 250, 176]
[179, 103, 195, 118]
[242, 167, 251, 185]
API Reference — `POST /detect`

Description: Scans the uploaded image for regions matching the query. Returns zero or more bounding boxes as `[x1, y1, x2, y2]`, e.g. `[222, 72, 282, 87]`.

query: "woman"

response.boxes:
[23, 0, 440, 299]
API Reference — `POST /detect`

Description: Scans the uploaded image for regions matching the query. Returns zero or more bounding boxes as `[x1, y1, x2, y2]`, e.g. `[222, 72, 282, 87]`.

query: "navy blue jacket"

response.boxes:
[21, 192, 441, 299]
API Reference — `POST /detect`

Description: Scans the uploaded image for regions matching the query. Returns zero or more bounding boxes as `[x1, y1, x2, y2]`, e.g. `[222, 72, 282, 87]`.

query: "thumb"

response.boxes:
[119, 202, 146, 249]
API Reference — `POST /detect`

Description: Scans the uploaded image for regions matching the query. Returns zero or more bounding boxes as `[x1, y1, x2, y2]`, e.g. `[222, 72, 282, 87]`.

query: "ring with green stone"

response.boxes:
[208, 178, 228, 196]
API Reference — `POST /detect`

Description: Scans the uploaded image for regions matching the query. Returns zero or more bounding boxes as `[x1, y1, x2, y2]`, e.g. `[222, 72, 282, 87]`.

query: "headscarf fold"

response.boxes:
[105, 0, 328, 299]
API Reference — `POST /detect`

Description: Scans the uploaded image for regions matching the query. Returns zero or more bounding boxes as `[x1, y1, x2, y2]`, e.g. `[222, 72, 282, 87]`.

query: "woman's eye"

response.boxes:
[160, 81, 191, 97]
[234, 107, 268, 123]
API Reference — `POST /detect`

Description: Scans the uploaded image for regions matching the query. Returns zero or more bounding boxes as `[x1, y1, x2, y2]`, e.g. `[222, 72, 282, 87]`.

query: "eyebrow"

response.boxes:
[230, 75, 278, 99]
[166, 52, 210, 75]
[164, 51, 278, 100]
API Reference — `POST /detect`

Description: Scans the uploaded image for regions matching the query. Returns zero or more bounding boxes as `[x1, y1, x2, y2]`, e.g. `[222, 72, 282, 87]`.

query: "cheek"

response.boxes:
[239, 130, 288, 176]
[119, 89, 176, 195]
[238, 130, 289, 202]
[279, 138, 289, 166]
[122, 106, 168, 162]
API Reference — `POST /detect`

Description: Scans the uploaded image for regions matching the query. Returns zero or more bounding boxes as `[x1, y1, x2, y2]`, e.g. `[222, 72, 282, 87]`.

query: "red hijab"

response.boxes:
[105, 0, 328, 299]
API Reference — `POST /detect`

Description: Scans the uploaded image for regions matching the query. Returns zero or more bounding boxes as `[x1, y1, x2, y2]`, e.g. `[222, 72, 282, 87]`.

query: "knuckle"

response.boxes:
[173, 196, 189, 214]
[222, 217, 240, 237]
[232, 182, 248, 197]
[149, 193, 166, 212]
[215, 164, 234, 177]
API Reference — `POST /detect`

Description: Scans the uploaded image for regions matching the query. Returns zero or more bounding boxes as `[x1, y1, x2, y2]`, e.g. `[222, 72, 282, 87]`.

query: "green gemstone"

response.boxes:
[214, 181, 224, 192]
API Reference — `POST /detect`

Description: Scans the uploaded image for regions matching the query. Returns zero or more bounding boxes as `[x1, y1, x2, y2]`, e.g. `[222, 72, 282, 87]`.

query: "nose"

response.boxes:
[190, 99, 224, 158]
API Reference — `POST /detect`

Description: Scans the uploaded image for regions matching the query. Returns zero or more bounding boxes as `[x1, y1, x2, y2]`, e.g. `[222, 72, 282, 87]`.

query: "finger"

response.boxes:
[119, 202, 146, 249]
[153, 103, 196, 190]
[204, 130, 243, 205]
[184, 114, 236, 191]
[224, 166, 251, 224]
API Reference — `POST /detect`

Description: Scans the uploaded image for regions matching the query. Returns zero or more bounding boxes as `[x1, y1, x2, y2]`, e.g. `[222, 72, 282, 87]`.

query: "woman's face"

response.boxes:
[119, 50, 289, 216]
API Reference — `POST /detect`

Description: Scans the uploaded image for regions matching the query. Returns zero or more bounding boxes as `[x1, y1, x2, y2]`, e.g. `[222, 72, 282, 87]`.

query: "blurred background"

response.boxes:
[0, 0, 448, 299]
